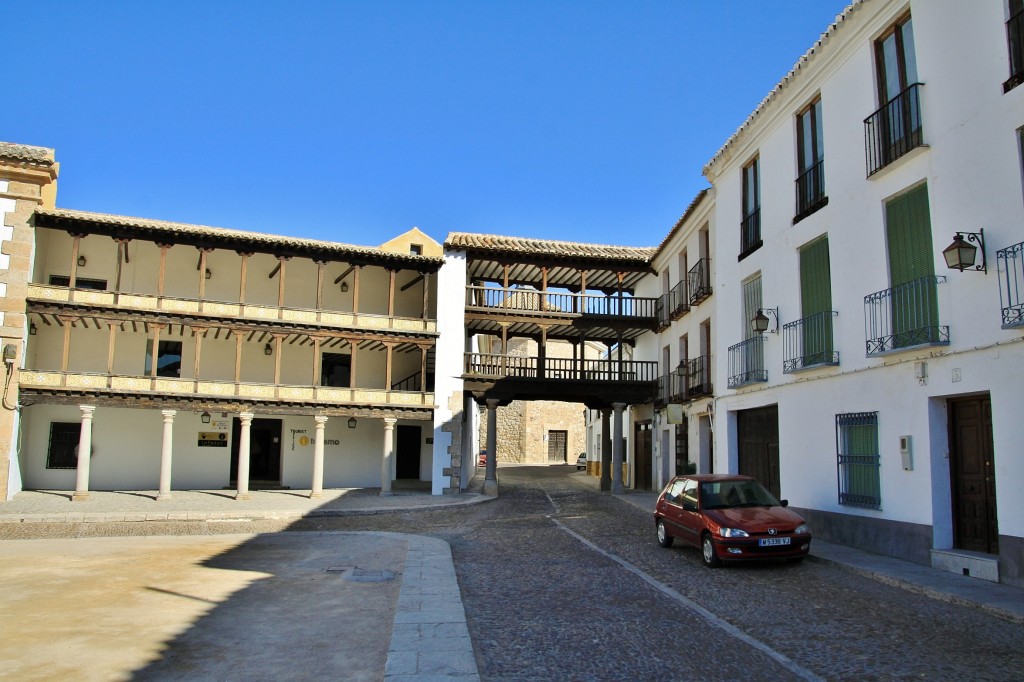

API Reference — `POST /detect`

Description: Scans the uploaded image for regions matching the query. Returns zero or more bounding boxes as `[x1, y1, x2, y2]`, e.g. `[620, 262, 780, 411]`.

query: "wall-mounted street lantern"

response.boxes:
[200, 411, 211, 424]
[264, 343, 273, 356]
[29, 323, 37, 336]
[942, 229, 986, 274]
[751, 307, 779, 335]
[77, 255, 87, 267]
[348, 417, 357, 429]
[340, 281, 349, 293]
[205, 268, 212, 280]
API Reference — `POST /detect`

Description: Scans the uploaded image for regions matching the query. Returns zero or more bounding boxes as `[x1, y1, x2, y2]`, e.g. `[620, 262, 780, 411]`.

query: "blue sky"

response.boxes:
[5, 1, 850, 248]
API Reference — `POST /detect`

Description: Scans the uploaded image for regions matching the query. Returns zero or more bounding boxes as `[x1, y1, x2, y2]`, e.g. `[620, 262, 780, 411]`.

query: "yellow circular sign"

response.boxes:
[299, 436, 310, 447]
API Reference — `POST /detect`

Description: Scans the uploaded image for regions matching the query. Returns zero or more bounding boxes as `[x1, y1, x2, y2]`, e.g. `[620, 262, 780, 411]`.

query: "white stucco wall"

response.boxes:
[431, 250, 467, 494]
[704, 0, 1024, 547]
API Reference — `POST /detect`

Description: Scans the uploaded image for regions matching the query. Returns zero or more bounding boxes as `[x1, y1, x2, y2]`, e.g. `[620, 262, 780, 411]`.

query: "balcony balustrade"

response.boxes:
[664, 356, 713, 402]
[794, 158, 826, 220]
[18, 370, 434, 407]
[687, 258, 712, 305]
[997, 240, 1024, 328]
[727, 336, 766, 389]
[465, 285, 659, 321]
[864, 83, 924, 177]
[27, 283, 436, 333]
[740, 210, 761, 257]
[464, 352, 658, 383]
[863, 275, 948, 355]
[666, 280, 689, 320]
[783, 311, 839, 373]
[1005, 6, 1024, 92]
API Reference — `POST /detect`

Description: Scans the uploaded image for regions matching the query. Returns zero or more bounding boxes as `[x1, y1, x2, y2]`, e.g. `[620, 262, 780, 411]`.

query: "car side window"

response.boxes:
[665, 480, 685, 503]
[681, 479, 699, 508]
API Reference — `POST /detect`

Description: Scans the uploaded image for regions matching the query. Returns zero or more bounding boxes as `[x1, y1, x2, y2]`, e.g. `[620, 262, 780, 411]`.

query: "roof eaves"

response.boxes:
[702, 0, 864, 178]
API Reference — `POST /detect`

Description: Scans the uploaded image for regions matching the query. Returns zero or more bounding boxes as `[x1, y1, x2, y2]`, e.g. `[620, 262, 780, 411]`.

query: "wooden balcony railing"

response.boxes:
[27, 284, 436, 333]
[464, 285, 660, 322]
[18, 370, 434, 407]
[464, 353, 658, 382]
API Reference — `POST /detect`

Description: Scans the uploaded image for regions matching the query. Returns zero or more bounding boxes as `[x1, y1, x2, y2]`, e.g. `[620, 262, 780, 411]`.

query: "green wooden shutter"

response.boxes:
[886, 184, 937, 348]
[800, 237, 833, 364]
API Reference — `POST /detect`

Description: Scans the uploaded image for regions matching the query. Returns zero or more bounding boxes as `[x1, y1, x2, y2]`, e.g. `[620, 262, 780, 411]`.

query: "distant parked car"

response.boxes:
[478, 451, 486, 467]
[654, 474, 811, 567]
[575, 453, 586, 470]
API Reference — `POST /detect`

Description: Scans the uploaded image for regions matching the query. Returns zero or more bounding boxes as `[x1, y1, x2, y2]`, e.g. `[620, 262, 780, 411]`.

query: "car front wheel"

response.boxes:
[701, 533, 722, 567]
[656, 519, 674, 548]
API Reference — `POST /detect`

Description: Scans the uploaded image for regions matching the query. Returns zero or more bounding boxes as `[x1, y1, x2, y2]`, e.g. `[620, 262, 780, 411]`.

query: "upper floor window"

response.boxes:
[49, 275, 108, 291]
[409, 244, 423, 255]
[1006, 0, 1024, 92]
[740, 157, 761, 258]
[145, 340, 182, 378]
[866, 14, 923, 176]
[795, 98, 826, 221]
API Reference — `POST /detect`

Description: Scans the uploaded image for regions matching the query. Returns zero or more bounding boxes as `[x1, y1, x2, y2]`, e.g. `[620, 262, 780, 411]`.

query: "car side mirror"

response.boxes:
[683, 501, 698, 513]
[780, 499, 789, 507]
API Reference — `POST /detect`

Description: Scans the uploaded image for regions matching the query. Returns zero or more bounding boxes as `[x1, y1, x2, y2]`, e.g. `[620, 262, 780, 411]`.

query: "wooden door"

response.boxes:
[547, 430, 567, 463]
[949, 396, 998, 554]
[737, 406, 780, 499]
[634, 421, 653, 491]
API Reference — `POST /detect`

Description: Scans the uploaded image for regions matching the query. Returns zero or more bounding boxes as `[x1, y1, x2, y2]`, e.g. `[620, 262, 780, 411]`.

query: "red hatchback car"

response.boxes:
[654, 474, 811, 567]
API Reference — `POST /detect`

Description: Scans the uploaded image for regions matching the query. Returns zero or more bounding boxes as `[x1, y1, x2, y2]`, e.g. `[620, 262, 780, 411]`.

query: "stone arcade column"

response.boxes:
[600, 408, 612, 492]
[157, 409, 176, 501]
[72, 405, 96, 502]
[310, 415, 328, 499]
[380, 417, 396, 495]
[611, 402, 626, 495]
[235, 412, 254, 500]
[484, 399, 499, 495]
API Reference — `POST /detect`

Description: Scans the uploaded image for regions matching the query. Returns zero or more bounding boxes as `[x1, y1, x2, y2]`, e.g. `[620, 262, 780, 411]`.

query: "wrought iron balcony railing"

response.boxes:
[464, 353, 659, 383]
[667, 279, 689, 320]
[997, 240, 1024, 328]
[465, 286, 660, 322]
[727, 336, 766, 388]
[783, 311, 839, 373]
[794, 158, 826, 221]
[863, 275, 948, 356]
[1006, 6, 1024, 92]
[687, 258, 712, 305]
[864, 83, 924, 177]
[680, 355, 713, 399]
[740, 209, 762, 257]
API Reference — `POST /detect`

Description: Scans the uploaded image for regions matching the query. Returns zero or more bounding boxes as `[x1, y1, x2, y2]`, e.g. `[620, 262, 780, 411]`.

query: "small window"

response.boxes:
[47, 422, 81, 469]
[795, 98, 826, 220]
[145, 341, 183, 378]
[836, 412, 881, 509]
[49, 275, 108, 291]
[1005, 0, 1023, 92]
[321, 352, 352, 387]
[409, 244, 423, 255]
[740, 157, 761, 258]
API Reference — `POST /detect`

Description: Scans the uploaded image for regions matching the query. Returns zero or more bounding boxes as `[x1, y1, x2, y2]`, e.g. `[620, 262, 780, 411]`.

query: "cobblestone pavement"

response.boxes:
[295, 466, 1024, 682]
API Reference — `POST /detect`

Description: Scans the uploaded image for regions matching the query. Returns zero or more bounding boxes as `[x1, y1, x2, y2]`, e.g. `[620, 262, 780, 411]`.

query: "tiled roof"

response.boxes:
[34, 208, 443, 268]
[0, 141, 55, 166]
[445, 232, 656, 263]
[703, 0, 863, 177]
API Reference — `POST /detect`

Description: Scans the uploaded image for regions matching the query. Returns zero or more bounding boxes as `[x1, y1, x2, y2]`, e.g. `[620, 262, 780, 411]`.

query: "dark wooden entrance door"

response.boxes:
[635, 421, 653, 491]
[396, 425, 421, 479]
[230, 418, 282, 484]
[547, 430, 567, 463]
[949, 396, 998, 554]
[737, 405, 780, 499]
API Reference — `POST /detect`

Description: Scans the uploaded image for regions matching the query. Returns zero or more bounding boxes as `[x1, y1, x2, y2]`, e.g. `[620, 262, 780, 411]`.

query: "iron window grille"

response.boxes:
[836, 412, 881, 509]
[997, 240, 1024, 328]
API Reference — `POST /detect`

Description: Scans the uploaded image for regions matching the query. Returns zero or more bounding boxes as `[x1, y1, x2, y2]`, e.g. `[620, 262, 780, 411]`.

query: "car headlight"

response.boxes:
[719, 528, 749, 538]
[794, 524, 809, 535]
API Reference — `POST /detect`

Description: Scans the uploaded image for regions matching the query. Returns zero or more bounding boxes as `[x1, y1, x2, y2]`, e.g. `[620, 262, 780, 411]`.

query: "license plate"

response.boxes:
[758, 537, 791, 547]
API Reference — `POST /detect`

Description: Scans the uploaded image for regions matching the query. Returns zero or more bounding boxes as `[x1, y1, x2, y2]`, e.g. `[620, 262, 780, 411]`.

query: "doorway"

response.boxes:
[547, 430, 567, 463]
[634, 421, 653, 491]
[230, 418, 283, 485]
[396, 425, 421, 479]
[948, 395, 998, 554]
[737, 405, 780, 498]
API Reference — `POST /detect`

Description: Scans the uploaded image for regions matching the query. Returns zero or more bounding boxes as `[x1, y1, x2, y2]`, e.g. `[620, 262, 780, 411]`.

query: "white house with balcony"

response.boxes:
[703, 0, 1024, 587]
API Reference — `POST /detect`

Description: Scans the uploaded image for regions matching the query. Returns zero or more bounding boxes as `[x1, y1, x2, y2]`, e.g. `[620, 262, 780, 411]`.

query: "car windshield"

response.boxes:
[700, 480, 780, 509]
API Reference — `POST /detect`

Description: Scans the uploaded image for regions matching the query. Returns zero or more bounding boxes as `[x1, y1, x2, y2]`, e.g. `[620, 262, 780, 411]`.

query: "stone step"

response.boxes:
[931, 548, 999, 583]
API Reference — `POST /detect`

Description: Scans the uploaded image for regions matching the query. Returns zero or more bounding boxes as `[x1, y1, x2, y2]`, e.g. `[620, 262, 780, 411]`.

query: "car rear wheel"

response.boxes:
[656, 519, 674, 548]
[701, 533, 722, 567]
